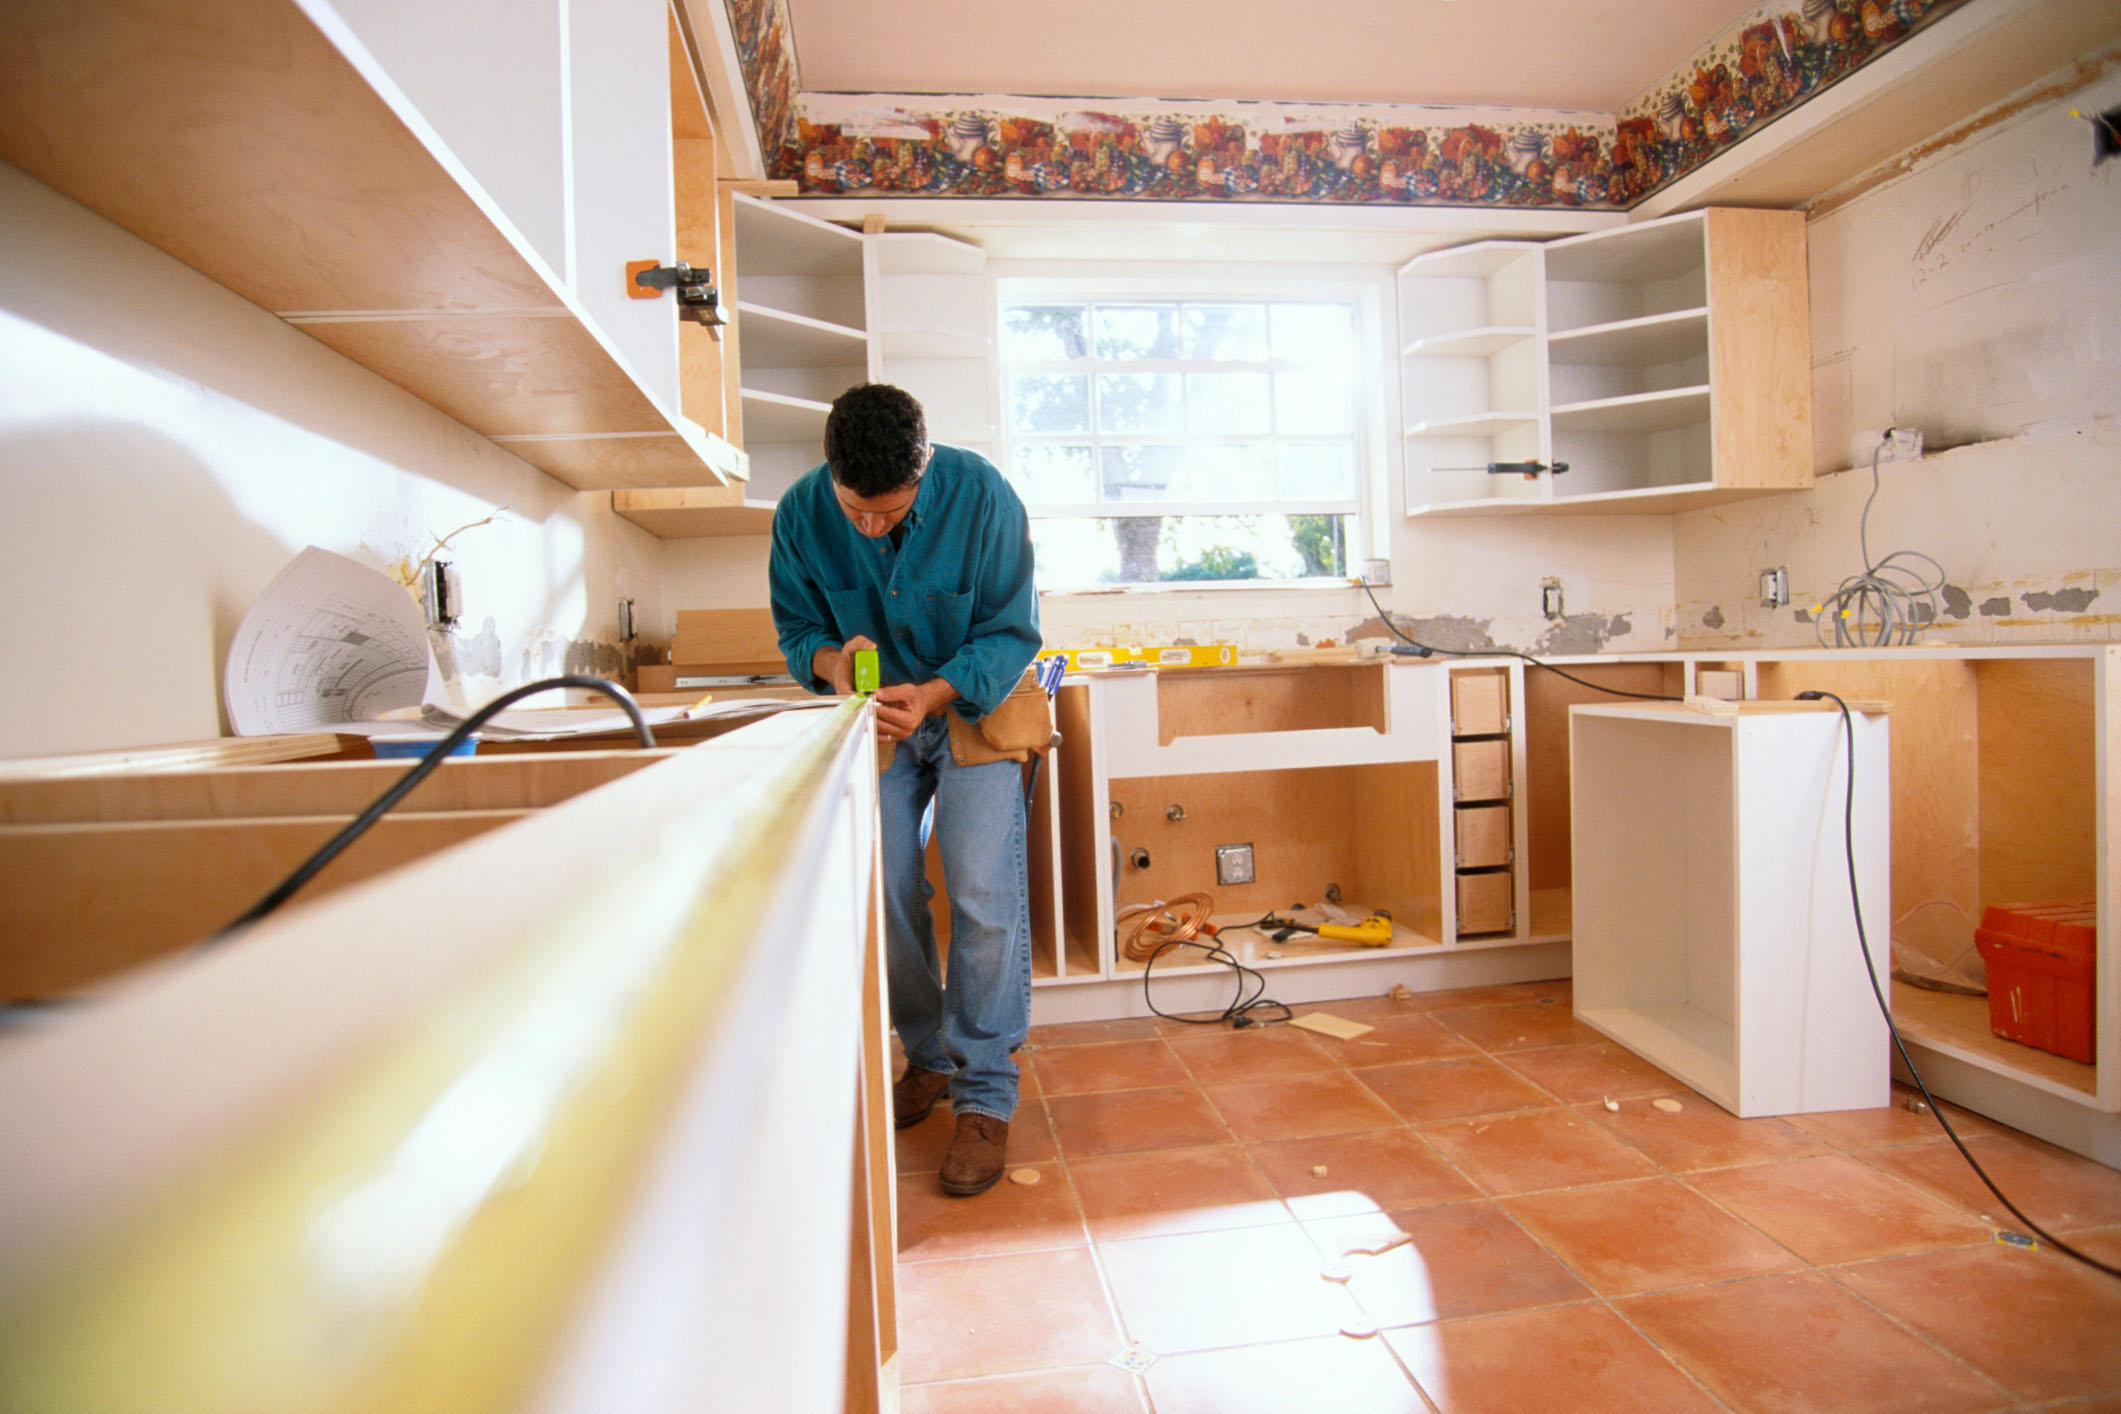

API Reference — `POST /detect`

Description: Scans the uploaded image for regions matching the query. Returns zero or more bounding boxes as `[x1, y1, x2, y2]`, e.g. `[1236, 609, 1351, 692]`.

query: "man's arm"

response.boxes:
[931, 476, 1041, 719]
[768, 503, 845, 694]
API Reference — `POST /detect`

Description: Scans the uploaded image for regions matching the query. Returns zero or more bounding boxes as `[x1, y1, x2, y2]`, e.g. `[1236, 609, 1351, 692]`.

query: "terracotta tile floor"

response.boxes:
[892, 980, 2121, 1413]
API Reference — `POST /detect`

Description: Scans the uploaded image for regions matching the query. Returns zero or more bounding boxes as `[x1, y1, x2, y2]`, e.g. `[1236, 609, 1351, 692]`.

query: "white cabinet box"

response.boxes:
[1569, 701, 1891, 1117]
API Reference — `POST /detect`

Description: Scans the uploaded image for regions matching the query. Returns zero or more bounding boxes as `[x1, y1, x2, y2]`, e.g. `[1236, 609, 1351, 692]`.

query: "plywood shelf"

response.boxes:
[611, 485, 774, 537]
[0, 0, 741, 492]
[1403, 325, 1537, 359]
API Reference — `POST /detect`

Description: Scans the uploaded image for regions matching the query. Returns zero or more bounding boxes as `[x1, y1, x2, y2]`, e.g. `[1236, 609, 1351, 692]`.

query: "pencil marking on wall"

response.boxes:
[1912, 207, 1965, 265]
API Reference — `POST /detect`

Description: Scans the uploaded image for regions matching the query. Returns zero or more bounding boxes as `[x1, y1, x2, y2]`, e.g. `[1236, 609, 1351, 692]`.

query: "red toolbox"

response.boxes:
[1973, 898, 2097, 1064]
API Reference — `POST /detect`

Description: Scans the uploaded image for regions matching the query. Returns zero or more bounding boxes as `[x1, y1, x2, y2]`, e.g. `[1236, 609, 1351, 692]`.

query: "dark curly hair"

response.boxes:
[824, 384, 929, 497]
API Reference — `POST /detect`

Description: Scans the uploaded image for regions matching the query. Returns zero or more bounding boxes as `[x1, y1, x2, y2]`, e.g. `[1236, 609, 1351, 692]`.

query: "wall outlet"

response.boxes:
[1760, 566, 1789, 609]
[1215, 843, 1255, 886]
[424, 559, 460, 628]
[1360, 558, 1392, 587]
[1851, 426, 1925, 466]
[1541, 577, 1564, 621]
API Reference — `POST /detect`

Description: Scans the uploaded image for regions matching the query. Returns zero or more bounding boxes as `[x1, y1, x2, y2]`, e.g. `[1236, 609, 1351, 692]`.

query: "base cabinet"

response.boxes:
[1570, 703, 1892, 1117]
[1030, 645, 2117, 1167]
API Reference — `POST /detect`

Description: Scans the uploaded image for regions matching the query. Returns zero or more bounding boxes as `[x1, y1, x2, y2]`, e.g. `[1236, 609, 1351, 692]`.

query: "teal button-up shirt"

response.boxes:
[768, 444, 1041, 720]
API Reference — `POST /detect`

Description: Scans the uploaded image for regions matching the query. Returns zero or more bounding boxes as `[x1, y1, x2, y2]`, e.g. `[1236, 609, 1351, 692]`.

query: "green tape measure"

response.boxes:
[853, 647, 879, 695]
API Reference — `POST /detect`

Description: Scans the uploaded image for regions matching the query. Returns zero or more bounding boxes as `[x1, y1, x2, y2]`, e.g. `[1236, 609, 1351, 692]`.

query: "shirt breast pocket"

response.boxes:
[913, 588, 973, 662]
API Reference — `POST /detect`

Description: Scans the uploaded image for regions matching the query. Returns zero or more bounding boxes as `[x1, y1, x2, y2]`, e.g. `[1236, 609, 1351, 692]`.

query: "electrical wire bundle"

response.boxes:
[1812, 435, 1946, 647]
[1119, 895, 1290, 1028]
[1, 675, 655, 1029]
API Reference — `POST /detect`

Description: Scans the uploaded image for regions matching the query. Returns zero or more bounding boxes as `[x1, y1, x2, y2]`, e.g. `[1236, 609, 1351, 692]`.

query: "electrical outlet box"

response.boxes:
[1541, 578, 1564, 621]
[1360, 559, 1392, 587]
[1851, 426, 1924, 466]
[1215, 843, 1255, 887]
[424, 559, 460, 628]
[1760, 566, 1789, 609]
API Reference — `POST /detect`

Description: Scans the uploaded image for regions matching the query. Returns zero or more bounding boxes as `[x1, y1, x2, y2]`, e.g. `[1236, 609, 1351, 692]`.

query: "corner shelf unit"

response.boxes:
[1401, 207, 1812, 518]
[1399, 241, 1549, 514]
[871, 231, 997, 458]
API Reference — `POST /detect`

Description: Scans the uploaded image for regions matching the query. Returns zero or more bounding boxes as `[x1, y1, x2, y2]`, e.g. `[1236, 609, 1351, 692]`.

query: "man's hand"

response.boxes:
[814, 636, 877, 696]
[871, 679, 958, 741]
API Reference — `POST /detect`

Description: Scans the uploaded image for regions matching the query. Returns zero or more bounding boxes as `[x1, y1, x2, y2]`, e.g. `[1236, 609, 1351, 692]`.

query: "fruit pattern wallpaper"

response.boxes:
[722, 0, 1967, 210]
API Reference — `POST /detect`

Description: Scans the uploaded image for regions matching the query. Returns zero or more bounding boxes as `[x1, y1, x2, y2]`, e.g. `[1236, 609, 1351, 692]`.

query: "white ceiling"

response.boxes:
[779, 0, 1760, 114]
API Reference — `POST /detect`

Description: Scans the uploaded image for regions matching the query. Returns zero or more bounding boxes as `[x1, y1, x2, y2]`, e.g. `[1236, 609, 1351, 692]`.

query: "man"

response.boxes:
[768, 383, 1042, 1196]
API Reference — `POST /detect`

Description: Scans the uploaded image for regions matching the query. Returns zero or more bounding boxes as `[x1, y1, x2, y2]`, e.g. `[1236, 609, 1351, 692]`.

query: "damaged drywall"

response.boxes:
[1677, 72, 2121, 652]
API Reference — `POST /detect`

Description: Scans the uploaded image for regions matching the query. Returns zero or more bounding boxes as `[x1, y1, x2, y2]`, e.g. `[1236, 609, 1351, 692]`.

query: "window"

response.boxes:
[998, 292, 1365, 588]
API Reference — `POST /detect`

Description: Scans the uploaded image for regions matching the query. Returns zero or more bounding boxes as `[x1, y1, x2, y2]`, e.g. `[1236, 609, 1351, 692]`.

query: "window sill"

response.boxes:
[1040, 577, 1364, 598]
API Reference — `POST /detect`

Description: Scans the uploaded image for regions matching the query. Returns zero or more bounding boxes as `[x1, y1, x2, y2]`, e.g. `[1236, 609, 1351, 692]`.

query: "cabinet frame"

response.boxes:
[1401, 208, 1812, 517]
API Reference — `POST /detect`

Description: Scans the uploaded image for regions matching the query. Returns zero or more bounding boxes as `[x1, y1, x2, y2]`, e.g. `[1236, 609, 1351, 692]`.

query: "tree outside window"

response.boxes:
[999, 296, 1362, 588]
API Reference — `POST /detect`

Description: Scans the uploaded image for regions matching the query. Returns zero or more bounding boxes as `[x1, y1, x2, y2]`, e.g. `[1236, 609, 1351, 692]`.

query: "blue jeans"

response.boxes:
[879, 715, 1031, 1122]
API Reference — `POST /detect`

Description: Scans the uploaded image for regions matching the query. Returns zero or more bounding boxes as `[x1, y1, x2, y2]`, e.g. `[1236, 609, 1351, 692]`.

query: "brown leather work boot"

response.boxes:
[938, 1113, 1009, 1196]
[892, 1066, 951, 1130]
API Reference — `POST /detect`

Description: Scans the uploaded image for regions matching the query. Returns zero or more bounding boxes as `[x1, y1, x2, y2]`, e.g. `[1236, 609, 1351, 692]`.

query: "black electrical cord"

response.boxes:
[1140, 915, 1292, 1029]
[0, 674, 656, 1028]
[208, 675, 656, 943]
[1359, 578, 1680, 702]
[1799, 688, 2120, 1282]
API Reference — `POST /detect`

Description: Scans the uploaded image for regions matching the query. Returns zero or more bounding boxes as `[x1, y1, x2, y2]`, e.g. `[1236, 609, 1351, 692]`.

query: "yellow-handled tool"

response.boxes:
[1265, 911, 1394, 947]
[1316, 912, 1394, 946]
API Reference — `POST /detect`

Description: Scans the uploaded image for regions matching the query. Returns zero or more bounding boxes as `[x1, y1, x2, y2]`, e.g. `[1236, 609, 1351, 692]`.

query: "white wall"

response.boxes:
[1675, 68, 2121, 649]
[0, 163, 667, 758]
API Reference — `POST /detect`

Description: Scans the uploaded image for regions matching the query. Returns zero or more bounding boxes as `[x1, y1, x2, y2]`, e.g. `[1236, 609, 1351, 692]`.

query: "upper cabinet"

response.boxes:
[1402, 208, 1811, 517]
[0, 0, 742, 491]
[615, 214, 992, 539]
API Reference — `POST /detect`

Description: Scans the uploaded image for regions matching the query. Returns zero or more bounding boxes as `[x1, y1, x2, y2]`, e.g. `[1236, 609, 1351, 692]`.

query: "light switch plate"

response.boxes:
[1216, 843, 1255, 886]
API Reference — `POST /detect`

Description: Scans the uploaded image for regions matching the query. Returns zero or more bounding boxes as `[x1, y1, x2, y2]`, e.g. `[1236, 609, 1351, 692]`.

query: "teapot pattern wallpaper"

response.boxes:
[721, 0, 1965, 211]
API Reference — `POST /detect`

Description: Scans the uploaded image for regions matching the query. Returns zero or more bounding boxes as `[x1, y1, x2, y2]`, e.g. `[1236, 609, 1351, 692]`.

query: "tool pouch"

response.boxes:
[876, 667, 1053, 771]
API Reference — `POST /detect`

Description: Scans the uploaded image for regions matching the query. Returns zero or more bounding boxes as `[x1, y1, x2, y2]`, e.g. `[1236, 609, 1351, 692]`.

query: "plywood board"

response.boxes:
[1054, 684, 1103, 976]
[1454, 804, 1512, 869]
[1892, 980, 2096, 1099]
[1155, 664, 1387, 744]
[1975, 656, 2098, 905]
[611, 485, 773, 537]
[0, 812, 524, 998]
[0, 0, 559, 315]
[1108, 762, 1437, 934]
[291, 315, 666, 437]
[1523, 660, 1683, 890]
[1452, 737, 1510, 803]
[0, 734, 358, 782]
[1705, 207, 1812, 492]
[674, 609, 785, 667]
[0, 752, 662, 825]
[1756, 657, 1980, 918]
[1449, 668, 1509, 737]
